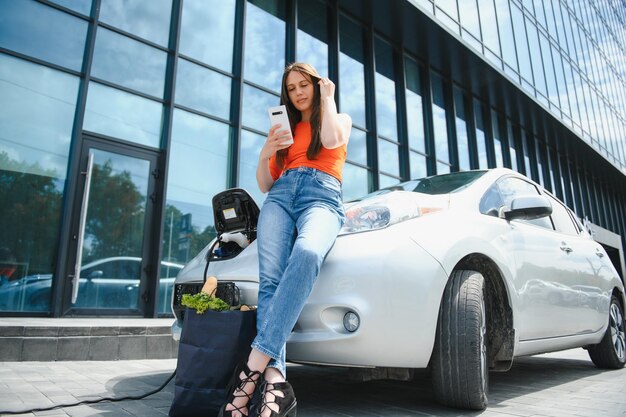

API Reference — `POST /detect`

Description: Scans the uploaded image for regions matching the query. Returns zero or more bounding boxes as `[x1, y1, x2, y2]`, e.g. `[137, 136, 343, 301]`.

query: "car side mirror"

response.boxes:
[501, 195, 552, 221]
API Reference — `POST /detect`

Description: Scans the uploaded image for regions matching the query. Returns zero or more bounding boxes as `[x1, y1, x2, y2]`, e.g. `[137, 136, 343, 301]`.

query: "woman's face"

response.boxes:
[285, 70, 315, 114]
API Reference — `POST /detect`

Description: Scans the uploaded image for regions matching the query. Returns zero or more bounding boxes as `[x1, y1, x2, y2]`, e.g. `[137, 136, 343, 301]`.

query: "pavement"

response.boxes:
[0, 348, 625, 417]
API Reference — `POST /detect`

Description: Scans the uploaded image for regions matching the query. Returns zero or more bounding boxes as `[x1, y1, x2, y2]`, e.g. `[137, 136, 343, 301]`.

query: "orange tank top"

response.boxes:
[269, 121, 347, 182]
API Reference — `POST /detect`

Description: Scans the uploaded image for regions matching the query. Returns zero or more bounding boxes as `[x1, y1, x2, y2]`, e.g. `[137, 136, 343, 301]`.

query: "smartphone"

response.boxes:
[268, 105, 294, 146]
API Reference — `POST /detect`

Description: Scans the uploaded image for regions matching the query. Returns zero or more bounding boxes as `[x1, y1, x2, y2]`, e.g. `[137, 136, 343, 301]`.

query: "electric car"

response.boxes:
[171, 168, 626, 410]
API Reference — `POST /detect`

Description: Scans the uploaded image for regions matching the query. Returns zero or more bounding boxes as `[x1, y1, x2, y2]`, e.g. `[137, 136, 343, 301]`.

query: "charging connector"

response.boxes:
[220, 232, 249, 248]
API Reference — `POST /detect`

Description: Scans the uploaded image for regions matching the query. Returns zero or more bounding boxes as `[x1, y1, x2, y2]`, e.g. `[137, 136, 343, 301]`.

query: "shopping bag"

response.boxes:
[169, 308, 257, 417]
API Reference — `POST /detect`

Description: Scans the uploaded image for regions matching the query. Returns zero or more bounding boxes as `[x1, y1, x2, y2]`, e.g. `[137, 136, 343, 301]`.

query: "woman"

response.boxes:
[220, 62, 351, 417]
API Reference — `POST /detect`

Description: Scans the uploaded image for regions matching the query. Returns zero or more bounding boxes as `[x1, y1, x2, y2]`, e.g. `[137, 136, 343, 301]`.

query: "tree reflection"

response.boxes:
[0, 151, 63, 277]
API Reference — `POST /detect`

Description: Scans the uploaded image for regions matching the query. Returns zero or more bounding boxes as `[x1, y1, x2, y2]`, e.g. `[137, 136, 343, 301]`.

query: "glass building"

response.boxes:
[0, 0, 624, 317]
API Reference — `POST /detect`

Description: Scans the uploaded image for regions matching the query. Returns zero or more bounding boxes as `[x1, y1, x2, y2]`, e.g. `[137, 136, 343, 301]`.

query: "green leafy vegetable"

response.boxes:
[182, 292, 230, 314]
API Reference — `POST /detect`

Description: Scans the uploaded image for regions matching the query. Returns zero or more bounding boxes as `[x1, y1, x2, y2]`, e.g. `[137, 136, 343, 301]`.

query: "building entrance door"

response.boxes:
[62, 137, 160, 316]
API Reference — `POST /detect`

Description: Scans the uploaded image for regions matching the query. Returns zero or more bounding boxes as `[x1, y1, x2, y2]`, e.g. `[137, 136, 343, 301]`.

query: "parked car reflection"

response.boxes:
[0, 256, 183, 313]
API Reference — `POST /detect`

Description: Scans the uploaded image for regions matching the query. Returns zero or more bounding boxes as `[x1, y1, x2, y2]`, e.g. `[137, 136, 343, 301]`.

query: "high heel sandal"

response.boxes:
[257, 380, 297, 417]
[218, 362, 263, 417]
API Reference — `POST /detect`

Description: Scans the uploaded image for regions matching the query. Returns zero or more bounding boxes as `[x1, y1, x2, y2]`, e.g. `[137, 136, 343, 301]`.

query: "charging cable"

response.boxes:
[0, 370, 176, 415]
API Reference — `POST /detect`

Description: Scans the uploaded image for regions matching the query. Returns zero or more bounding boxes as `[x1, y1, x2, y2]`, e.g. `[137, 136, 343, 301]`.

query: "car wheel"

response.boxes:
[587, 295, 625, 369]
[431, 270, 488, 410]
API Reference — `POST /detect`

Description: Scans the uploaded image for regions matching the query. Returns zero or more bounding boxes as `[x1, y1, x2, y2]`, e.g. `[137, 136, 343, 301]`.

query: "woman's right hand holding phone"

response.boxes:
[260, 124, 292, 161]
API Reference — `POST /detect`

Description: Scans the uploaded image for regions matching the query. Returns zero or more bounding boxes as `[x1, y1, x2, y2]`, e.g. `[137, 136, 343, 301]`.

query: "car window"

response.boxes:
[353, 170, 487, 201]
[548, 195, 580, 236]
[480, 176, 552, 229]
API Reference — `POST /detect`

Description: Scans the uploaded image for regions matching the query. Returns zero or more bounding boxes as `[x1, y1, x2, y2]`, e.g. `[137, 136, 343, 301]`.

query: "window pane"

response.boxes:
[474, 99, 488, 168]
[347, 128, 367, 165]
[409, 151, 427, 179]
[378, 139, 400, 176]
[179, 0, 236, 71]
[495, 0, 517, 72]
[0, 1, 87, 71]
[526, 19, 547, 98]
[342, 163, 369, 201]
[242, 85, 280, 132]
[239, 130, 268, 204]
[478, 0, 500, 57]
[84, 82, 162, 148]
[431, 73, 450, 165]
[511, 4, 533, 83]
[165, 110, 229, 266]
[244, 0, 286, 92]
[539, 33, 558, 107]
[297, 0, 328, 77]
[91, 27, 167, 98]
[175, 58, 231, 120]
[405, 58, 425, 154]
[379, 173, 400, 189]
[454, 87, 471, 170]
[492, 111, 504, 167]
[375, 38, 398, 141]
[0, 55, 79, 313]
[507, 120, 518, 172]
[459, 0, 481, 47]
[49, 0, 91, 15]
[98, 0, 172, 46]
[521, 129, 532, 175]
[339, 15, 366, 128]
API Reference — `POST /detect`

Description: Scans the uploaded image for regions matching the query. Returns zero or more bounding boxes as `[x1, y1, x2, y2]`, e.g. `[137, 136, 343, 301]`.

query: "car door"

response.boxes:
[486, 176, 581, 340]
[543, 195, 604, 334]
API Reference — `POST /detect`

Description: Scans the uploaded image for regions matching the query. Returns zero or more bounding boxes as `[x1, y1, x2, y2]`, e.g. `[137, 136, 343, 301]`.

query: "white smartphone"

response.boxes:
[267, 105, 294, 146]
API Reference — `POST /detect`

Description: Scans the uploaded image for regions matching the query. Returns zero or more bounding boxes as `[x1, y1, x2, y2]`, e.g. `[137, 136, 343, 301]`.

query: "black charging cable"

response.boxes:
[0, 369, 176, 415]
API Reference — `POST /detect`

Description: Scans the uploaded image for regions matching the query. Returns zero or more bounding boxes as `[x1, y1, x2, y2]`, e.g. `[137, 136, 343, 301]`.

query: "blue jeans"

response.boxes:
[251, 166, 345, 377]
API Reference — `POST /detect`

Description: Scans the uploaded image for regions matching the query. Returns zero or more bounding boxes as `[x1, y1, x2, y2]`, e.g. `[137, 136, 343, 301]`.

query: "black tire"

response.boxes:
[587, 295, 625, 369]
[431, 270, 488, 410]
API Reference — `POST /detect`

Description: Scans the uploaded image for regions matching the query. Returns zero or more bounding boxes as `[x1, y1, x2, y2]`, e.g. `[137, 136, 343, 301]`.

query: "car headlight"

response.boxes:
[340, 192, 447, 235]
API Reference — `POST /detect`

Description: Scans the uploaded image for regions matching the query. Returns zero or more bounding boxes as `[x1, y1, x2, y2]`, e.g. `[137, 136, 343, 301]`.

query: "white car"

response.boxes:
[171, 168, 626, 410]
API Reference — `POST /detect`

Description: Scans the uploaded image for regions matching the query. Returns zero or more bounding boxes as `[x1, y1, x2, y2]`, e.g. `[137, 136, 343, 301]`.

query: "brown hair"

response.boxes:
[276, 62, 323, 169]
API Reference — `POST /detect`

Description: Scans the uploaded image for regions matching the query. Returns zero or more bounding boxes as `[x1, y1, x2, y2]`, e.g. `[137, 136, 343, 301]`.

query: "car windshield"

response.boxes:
[350, 170, 487, 202]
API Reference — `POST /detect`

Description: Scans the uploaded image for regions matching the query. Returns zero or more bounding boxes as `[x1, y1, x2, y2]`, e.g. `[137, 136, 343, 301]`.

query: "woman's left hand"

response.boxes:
[318, 77, 335, 100]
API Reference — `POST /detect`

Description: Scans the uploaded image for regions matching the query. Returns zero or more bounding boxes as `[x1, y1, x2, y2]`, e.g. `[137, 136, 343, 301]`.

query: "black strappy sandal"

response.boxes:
[218, 362, 263, 417]
[257, 380, 297, 417]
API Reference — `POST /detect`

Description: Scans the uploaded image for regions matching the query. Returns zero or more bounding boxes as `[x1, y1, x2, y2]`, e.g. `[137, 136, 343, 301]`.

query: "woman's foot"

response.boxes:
[258, 380, 297, 417]
[219, 362, 263, 417]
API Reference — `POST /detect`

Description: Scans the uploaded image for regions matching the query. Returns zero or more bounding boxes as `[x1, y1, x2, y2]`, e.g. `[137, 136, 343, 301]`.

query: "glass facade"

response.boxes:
[0, 0, 624, 317]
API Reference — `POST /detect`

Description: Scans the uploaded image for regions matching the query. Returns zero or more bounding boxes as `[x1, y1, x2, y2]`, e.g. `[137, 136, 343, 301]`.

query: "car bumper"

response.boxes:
[286, 228, 448, 368]
[171, 225, 449, 369]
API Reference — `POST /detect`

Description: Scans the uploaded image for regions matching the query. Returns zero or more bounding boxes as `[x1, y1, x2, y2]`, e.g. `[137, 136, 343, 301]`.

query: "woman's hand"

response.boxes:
[318, 77, 351, 149]
[318, 77, 335, 100]
[260, 124, 292, 161]
[257, 124, 291, 193]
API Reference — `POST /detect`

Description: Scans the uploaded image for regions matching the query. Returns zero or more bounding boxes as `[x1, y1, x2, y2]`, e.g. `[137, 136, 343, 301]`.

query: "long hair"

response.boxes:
[276, 62, 322, 169]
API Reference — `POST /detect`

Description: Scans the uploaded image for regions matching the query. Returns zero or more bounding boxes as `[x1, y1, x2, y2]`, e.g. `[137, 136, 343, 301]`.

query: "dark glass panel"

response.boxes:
[175, 58, 231, 120]
[453, 87, 470, 171]
[405, 58, 425, 154]
[244, 0, 287, 92]
[0, 0, 87, 71]
[84, 82, 163, 148]
[98, 0, 172, 46]
[339, 15, 366, 128]
[374, 37, 398, 141]
[0, 55, 79, 313]
[431, 73, 450, 165]
[297, 0, 329, 76]
[91, 27, 167, 98]
[179, 0, 236, 71]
